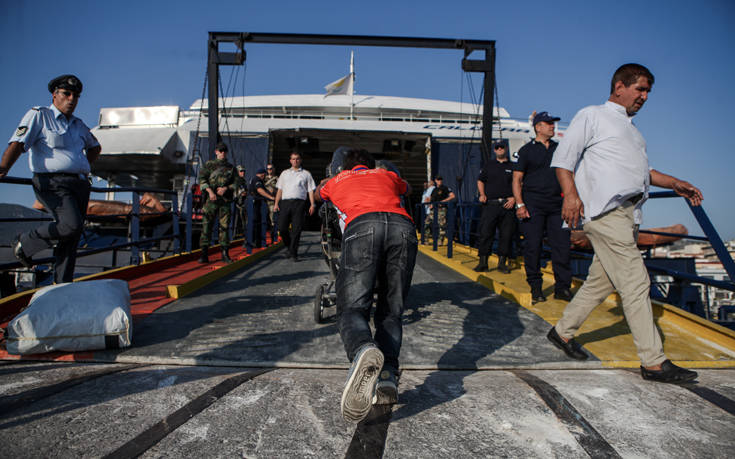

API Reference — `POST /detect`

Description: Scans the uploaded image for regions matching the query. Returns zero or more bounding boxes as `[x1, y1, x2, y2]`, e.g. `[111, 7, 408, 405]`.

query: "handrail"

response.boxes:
[0, 175, 182, 279]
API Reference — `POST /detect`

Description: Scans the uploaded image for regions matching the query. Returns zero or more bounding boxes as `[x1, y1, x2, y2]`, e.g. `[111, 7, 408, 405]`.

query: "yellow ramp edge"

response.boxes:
[418, 239, 735, 368]
[166, 242, 282, 299]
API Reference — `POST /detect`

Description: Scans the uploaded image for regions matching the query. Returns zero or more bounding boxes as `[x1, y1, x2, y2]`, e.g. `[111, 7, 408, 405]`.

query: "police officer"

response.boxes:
[248, 168, 275, 247]
[234, 165, 248, 241]
[474, 142, 516, 273]
[429, 176, 455, 245]
[512, 111, 572, 303]
[199, 143, 236, 263]
[0, 74, 101, 284]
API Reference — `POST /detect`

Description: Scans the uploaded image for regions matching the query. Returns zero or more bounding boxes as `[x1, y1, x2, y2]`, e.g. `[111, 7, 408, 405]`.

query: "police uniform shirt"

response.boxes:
[9, 104, 99, 174]
[249, 176, 268, 201]
[515, 139, 562, 208]
[478, 159, 513, 199]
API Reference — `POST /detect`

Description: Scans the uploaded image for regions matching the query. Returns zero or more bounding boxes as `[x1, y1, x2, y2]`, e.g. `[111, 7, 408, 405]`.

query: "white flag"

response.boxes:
[324, 73, 353, 97]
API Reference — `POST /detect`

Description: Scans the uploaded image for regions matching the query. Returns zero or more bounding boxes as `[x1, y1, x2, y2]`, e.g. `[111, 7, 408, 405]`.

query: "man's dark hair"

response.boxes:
[610, 63, 654, 94]
[215, 142, 228, 153]
[290, 151, 302, 159]
[343, 148, 376, 170]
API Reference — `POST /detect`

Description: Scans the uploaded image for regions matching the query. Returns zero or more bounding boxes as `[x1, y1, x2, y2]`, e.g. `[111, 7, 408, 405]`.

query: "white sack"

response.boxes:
[5, 279, 132, 355]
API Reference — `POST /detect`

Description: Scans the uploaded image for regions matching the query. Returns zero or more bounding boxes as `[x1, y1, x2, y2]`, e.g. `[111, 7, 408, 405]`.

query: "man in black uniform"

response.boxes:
[474, 142, 516, 273]
[234, 165, 248, 240]
[248, 168, 275, 247]
[512, 112, 572, 303]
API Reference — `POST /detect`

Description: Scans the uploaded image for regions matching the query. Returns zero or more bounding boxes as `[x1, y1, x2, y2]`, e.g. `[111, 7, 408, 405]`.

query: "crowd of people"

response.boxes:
[1, 63, 705, 424]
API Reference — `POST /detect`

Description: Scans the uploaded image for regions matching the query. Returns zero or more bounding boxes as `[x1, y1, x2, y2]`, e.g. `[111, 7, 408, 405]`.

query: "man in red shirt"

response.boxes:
[317, 148, 417, 423]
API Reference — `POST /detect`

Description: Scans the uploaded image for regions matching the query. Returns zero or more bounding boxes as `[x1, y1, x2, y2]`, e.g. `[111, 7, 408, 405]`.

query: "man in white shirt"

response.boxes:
[549, 63, 703, 384]
[274, 151, 316, 261]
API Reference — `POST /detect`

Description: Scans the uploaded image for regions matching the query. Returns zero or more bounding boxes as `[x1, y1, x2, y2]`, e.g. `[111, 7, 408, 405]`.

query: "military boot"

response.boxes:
[221, 247, 233, 263]
[473, 256, 489, 272]
[498, 256, 510, 274]
[198, 246, 209, 264]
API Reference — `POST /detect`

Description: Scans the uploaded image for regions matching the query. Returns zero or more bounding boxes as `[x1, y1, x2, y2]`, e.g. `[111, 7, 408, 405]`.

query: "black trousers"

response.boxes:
[21, 173, 90, 284]
[277, 199, 308, 257]
[477, 200, 516, 257]
[518, 204, 571, 291]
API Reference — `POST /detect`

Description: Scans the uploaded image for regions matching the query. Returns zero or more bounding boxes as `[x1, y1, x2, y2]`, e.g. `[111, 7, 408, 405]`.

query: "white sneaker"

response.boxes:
[341, 344, 384, 422]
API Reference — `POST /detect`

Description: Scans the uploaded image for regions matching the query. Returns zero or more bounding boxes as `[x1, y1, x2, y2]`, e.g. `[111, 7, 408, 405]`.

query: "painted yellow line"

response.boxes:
[419, 240, 735, 368]
[166, 242, 282, 299]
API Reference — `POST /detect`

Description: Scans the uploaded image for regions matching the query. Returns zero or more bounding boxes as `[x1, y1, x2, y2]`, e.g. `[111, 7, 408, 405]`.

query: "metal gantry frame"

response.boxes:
[206, 31, 496, 164]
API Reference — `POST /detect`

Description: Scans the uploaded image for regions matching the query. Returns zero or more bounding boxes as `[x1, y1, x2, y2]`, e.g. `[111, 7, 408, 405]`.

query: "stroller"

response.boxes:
[313, 147, 406, 323]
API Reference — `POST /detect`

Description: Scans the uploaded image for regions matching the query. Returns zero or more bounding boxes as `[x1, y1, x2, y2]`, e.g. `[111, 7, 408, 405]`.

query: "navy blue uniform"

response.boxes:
[515, 139, 571, 292]
[477, 159, 516, 258]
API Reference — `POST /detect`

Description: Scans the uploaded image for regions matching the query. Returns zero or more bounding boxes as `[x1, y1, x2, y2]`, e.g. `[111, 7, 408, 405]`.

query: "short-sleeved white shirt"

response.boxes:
[276, 167, 316, 200]
[9, 104, 99, 174]
[550, 101, 650, 224]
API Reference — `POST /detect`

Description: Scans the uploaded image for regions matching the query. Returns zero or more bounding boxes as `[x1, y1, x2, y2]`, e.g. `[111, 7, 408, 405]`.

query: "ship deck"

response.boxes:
[1, 233, 734, 457]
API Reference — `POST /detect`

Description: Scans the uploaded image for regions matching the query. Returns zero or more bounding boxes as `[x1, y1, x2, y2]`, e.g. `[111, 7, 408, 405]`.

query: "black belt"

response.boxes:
[36, 172, 86, 178]
[486, 197, 506, 203]
[628, 193, 644, 204]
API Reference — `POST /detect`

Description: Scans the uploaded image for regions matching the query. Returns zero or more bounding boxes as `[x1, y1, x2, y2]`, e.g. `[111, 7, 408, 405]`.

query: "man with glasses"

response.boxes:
[0, 74, 101, 284]
[274, 151, 316, 261]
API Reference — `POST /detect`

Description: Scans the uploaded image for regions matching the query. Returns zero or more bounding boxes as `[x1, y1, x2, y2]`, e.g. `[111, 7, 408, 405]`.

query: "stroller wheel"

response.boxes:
[314, 284, 326, 323]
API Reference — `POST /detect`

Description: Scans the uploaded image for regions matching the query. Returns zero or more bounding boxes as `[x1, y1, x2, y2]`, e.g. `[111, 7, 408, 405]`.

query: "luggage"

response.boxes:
[5, 279, 133, 355]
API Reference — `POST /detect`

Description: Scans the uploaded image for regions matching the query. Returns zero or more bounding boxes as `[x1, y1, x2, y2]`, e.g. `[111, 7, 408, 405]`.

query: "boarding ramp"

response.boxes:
[1, 233, 734, 457]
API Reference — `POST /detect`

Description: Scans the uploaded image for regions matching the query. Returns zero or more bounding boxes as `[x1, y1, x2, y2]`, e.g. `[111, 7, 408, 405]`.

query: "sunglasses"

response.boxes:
[57, 89, 80, 98]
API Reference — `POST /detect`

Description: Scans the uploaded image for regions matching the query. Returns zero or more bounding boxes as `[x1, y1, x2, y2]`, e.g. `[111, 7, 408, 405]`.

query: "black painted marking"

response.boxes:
[345, 405, 393, 459]
[684, 385, 735, 416]
[0, 364, 142, 416]
[104, 368, 272, 459]
[513, 370, 622, 459]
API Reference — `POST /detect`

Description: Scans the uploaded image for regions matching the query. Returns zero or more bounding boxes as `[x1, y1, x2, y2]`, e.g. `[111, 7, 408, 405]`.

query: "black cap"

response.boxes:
[48, 74, 83, 94]
[493, 142, 506, 149]
[435, 175, 443, 180]
[532, 111, 560, 126]
[256, 168, 266, 174]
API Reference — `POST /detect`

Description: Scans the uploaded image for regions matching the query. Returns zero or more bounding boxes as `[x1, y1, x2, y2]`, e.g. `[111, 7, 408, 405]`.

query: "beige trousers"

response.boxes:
[555, 200, 666, 367]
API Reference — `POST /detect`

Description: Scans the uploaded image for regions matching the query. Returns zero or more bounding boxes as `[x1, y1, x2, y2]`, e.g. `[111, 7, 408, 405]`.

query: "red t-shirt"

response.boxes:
[319, 166, 412, 230]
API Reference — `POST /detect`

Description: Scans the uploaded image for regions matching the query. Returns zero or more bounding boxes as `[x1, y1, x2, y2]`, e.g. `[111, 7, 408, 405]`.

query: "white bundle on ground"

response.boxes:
[5, 279, 132, 355]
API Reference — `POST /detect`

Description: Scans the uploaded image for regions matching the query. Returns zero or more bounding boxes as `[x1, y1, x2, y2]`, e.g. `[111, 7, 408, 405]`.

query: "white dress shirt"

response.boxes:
[551, 101, 650, 224]
[276, 167, 316, 200]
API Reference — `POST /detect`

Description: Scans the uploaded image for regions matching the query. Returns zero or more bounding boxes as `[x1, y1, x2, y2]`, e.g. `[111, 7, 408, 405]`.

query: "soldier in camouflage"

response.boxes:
[234, 165, 248, 243]
[198, 143, 236, 263]
[429, 176, 455, 245]
[264, 163, 278, 231]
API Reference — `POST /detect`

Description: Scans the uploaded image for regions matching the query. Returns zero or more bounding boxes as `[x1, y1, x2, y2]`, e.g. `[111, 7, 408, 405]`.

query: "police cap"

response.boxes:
[48, 74, 83, 94]
[236, 165, 245, 172]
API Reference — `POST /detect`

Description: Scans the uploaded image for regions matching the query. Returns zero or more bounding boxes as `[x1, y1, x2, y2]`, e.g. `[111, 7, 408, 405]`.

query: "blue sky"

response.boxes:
[1, 0, 734, 239]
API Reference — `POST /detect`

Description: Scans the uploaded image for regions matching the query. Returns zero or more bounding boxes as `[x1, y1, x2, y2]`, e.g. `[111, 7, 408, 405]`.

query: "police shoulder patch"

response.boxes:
[15, 126, 28, 137]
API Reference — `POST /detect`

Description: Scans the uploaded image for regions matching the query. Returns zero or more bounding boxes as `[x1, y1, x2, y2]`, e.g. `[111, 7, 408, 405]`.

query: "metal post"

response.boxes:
[246, 196, 254, 254]
[171, 194, 181, 254]
[689, 203, 735, 282]
[130, 191, 140, 265]
[447, 201, 455, 258]
[185, 191, 193, 253]
[481, 46, 495, 167]
[207, 36, 220, 161]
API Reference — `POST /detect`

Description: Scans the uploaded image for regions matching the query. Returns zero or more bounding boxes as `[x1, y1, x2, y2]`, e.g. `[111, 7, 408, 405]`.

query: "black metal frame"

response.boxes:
[0, 176, 181, 271]
[207, 32, 496, 163]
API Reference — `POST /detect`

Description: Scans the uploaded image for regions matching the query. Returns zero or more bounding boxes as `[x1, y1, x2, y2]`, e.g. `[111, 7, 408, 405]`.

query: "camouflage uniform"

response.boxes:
[264, 173, 278, 227]
[430, 185, 453, 244]
[234, 173, 248, 236]
[199, 158, 236, 248]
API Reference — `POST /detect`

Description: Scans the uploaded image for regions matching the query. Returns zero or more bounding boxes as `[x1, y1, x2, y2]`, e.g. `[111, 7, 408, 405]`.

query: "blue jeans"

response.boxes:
[337, 212, 418, 373]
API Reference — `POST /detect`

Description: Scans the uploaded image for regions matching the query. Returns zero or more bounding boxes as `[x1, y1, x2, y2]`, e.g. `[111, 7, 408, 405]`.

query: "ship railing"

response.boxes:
[0, 176, 181, 274]
[417, 192, 735, 326]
